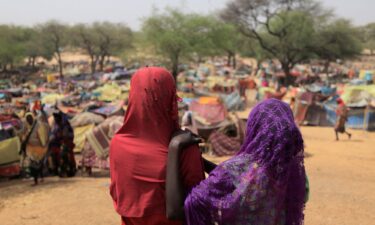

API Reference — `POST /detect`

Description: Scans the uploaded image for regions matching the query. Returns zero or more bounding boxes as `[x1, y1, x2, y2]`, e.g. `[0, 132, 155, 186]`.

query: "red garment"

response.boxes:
[109, 67, 205, 224]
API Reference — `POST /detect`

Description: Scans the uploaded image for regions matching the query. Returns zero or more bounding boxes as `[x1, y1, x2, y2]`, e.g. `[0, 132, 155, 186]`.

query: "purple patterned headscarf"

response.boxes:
[185, 99, 306, 225]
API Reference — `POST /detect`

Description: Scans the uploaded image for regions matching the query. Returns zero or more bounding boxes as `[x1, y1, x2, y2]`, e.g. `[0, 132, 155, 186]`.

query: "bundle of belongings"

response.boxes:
[208, 113, 246, 156]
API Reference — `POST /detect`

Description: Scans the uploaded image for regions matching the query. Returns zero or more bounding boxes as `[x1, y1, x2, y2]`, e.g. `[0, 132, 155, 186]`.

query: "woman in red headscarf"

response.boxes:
[109, 67, 205, 225]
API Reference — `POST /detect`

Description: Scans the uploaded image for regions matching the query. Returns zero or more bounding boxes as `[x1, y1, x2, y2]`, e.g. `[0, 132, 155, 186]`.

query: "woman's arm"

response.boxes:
[166, 140, 185, 220]
[166, 130, 202, 220]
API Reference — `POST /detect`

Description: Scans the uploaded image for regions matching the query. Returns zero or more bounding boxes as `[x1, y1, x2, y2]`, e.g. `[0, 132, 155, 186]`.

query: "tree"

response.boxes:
[314, 19, 362, 72]
[72, 22, 133, 73]
[23, 28, 54, 68]
[208, 19, 249, 69]
[39, 21, 69, 78]
[221, 0, 325, 85]
[0, 25, 27, 71]
[359, 23, 375, 55]
[142, 9, 193, 79]
[71, 24, 100, 74]
[93, 22, 133, 71]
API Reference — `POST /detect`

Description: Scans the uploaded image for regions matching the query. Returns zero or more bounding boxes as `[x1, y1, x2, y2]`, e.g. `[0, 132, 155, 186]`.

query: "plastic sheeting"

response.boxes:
[0, 136, 20, 166]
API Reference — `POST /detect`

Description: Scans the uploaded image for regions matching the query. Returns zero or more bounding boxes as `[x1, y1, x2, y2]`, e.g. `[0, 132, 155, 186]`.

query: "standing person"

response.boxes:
[49, 111, 76, 177]
[109, 67, 205, 225]
[167, 99, 308, 225]
[21, 112, 50, 185]
[335, 99, 352, 141]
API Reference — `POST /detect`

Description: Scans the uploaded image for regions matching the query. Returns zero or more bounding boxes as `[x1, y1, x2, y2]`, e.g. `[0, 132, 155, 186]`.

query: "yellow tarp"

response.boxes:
[198, 97, 220, 105]
[0, 137, 21, 165]
[42, 93, 65, 105]
[94, 83, 123, 102]
[47, 74, 56, 83]
[359, 70, 374, 79]
[341, 85, 375, 103]
[73, 124, 95, 153]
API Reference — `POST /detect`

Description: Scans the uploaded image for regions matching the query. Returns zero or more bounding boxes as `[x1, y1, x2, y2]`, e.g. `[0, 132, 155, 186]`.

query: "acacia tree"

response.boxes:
[0, 26, 24, 71]
[359, 23, 375, 55]
[71, 24, 100, 74]
[221, 0, 324, 84]
[39, 21, 69, 78]
[142, 9, 193, 79]
[208, 19, 250, 69]
[23, 28, 54, 68]
[314, 19, 362, 72]
[93, 22, 133, 71]
[72, 22, 132, 73]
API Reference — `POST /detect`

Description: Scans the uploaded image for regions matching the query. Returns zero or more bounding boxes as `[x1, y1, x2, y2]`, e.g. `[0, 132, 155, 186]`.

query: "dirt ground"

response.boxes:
[0, 127, 374, 225]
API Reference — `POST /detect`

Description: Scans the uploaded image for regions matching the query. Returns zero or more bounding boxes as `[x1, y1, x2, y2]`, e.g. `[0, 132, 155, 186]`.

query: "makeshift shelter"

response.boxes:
[93, 83, 128, 102]
[325, 104, 375, 131]
[220, 91, 244, 111]
[189, 100, 228, 140]
[340, 85, 375, 105]
[80, 116, 123, 169]
[70, 112, 105, 128]
[294, 92, 333, 126]
[208, 113, 246, 156]
[0, 136, 21, 177]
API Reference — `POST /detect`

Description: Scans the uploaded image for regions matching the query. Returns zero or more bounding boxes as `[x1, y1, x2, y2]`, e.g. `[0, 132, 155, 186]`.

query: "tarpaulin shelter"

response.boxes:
[220, 91, 244, 111]
[325, 104, 375, 131]
[189, 100, 228, 140]
[93, 83, 127, 102]
[341, 85, 375, 105]
[89, 105, 124, 118]
[0, 136, 21, 177]
[73, 124, 95, 153]
[70, 112, 105, 128]
[79, 116, 123, 169]
[294, 92, 333, 126]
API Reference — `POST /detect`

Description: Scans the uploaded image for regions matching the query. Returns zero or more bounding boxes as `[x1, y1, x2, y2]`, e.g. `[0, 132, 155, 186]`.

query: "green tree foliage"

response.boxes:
[207, 19, 247, 68]
[359, 23, 375, 55]
[314, 19, 362, 71]
[93, 22, 133, 71]
[0, 25, 28, 71]
[38, 21, 69, 77]
[222, 0, 361, 84]
[72, 22, 132, 73]
[142, 9, 193, 79]
[222, 0, 322, 82]
[23, 28, 55, 68]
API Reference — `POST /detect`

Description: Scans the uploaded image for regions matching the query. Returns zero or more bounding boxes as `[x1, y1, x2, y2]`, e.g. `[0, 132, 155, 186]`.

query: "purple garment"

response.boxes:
[185, 99, 306, 225]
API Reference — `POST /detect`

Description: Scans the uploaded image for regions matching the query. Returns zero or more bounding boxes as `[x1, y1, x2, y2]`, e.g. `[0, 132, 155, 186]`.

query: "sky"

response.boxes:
[0, 0, 374, 30]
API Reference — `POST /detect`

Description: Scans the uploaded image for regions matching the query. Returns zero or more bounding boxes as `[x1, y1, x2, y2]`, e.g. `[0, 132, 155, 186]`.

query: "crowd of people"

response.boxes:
[109, 67, 308, 225]
[17, 102, 76, 185]
[1, 55, 374, 224]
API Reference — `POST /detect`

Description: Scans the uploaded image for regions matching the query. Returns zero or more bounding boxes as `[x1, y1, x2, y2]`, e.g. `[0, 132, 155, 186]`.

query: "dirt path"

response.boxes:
[0, 127, 374, 225]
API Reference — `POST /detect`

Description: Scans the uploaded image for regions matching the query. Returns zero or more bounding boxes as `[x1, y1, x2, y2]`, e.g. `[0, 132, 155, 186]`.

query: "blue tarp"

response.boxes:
[324, 103, 375, 131]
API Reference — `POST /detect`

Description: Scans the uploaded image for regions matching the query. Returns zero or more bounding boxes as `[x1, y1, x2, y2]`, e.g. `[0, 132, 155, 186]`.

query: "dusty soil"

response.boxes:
[0, 127, 374, 225]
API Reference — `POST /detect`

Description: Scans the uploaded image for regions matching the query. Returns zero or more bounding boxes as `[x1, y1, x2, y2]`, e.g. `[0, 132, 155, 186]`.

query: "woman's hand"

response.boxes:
[170, 129, 202, 152]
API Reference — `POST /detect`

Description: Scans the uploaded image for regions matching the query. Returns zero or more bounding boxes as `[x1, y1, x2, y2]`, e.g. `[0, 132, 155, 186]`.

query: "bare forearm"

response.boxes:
[166, 145, 185, 220]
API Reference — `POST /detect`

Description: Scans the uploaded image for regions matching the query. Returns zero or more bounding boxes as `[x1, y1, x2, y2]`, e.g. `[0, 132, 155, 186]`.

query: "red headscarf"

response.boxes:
[116, 67, 179, 145]
[109, 67, 204, 221]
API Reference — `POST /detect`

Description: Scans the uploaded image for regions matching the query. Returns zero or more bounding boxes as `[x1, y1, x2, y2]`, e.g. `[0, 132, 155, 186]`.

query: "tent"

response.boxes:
[220, 91, 244, 111]
[325, 105, 375, 131]
[189, 100, 228, 140]
[294, 92, 333, 126]
[0, 136, 21, 177]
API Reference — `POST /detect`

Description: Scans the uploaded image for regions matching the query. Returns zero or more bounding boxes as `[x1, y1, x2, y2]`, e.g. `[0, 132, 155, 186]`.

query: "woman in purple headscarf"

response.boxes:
[167, 99, 307, 225]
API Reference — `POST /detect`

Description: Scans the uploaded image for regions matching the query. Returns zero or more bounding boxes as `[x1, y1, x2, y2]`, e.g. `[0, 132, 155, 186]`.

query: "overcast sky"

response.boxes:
[0, 0, 374, 30]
